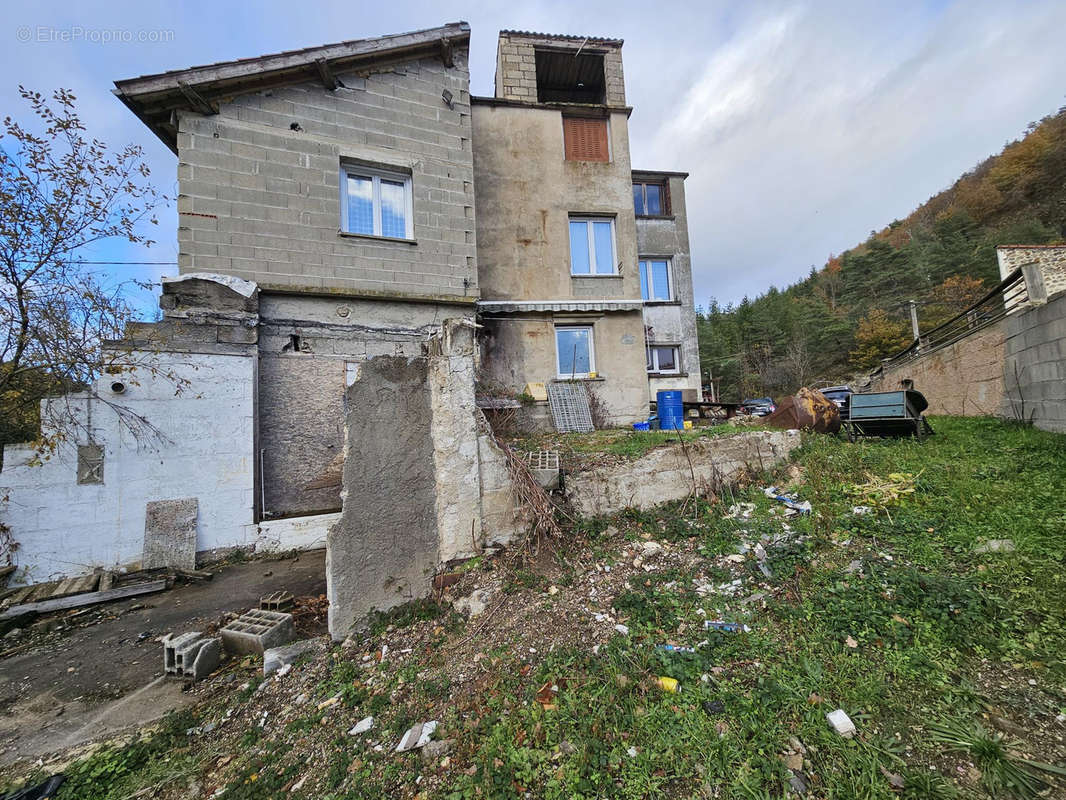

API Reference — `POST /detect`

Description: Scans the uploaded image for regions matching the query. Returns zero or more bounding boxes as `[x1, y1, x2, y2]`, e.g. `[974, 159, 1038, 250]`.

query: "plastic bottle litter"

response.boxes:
[655, 676, 681, 693]
[657, 644, 697, 654]
[704, 620, 751, 633]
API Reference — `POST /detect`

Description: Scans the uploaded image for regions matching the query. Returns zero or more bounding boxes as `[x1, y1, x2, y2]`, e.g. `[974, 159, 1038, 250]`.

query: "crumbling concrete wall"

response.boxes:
[257, 293, 462, 518]
[565, 430, 801, 518]
[428, 322, 483, 562]
[326, 319, 482, 638]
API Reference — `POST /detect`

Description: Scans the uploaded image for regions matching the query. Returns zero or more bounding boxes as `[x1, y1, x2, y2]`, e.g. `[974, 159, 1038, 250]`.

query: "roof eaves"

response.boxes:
[499, 29, 623, 46]
[114, 22, 469, 152]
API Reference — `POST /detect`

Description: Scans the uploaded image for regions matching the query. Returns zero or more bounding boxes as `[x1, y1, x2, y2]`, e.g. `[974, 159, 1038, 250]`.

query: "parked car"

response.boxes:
[819, 385, 853, 413]
[742, 397, 776, 416]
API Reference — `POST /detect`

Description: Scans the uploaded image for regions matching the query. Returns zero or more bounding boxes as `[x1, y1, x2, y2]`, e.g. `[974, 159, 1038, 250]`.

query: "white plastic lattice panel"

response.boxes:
[547, 383, 594, 433]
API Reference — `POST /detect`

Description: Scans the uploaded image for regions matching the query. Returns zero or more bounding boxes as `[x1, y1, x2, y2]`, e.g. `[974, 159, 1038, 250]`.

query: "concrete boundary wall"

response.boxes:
[1002, 291, 1066, 432]
[870, 321, 1007, 416]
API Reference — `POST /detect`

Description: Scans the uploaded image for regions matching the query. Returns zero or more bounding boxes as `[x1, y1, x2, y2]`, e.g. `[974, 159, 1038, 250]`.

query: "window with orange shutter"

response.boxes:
[563, 117, 609, 162]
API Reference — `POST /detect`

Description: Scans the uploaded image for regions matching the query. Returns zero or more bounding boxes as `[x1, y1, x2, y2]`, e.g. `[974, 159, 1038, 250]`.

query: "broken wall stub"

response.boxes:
[429, 321, 484, 563]
[327, 355, 439, 638]
[256, 294, 454, 520]
[327, 320, 485, 638]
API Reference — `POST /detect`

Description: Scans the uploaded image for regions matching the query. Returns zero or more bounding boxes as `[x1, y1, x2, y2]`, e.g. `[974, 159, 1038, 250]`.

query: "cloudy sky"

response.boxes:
[4, 0, 1065, 309]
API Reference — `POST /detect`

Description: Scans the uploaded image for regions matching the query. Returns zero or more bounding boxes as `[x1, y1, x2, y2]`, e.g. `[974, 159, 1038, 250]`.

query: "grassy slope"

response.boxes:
[22, 417, 1066, 800]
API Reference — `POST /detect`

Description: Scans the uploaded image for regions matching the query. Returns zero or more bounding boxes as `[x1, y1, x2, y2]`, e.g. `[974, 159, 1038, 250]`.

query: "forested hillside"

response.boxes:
[698, 106, 1066, 402]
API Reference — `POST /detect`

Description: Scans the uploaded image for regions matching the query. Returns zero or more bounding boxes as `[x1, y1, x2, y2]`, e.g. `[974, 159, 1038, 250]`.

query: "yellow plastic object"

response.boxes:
[683, 420, 693, 430]
[522, 382, 548, 402]
[655, 676, 680, 694]
[587, 371, 597, 378]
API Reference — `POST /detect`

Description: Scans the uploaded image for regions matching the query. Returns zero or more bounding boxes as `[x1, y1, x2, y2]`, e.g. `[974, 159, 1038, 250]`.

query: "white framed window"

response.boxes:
[639, 259, 673, 301]
[339, 165, 414, 240]
[555, 326, 595, 378]
[569, 217, 617, 275]
[647, 345, 680, 374]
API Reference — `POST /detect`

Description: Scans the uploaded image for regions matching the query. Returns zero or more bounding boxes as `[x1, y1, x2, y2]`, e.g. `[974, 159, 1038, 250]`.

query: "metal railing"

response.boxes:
[877, 268, 1028, 372]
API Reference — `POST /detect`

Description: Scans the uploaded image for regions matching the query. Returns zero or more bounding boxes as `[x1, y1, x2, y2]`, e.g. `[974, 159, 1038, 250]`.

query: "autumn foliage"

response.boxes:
[698, 105, 1066, 400]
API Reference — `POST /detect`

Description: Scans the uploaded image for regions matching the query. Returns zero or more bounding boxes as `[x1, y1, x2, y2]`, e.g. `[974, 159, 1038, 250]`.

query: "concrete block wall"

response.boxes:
[1002, 290, 1066, 432]
[177, 50, 477, 300]
[0, 353, 257, 584]
[494, 32, 626, 107]
[870, 320, 1007, 416]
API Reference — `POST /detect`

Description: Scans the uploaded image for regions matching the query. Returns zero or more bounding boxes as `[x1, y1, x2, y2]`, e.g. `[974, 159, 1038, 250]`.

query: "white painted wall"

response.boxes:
[0, 350, 257, 585]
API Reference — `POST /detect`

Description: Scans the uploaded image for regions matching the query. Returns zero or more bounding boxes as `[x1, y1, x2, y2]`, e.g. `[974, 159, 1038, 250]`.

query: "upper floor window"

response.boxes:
[340, 165, 413, 240]
[639, 259, 672, 301]
[633, 181, 668, 216]
[563, 117, 609, 162]
[569, 217, 617, 275]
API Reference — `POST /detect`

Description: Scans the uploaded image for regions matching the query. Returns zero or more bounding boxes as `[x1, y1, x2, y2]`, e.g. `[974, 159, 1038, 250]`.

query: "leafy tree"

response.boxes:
[0, 87, 165, 456]
[849, 309, 911, 370]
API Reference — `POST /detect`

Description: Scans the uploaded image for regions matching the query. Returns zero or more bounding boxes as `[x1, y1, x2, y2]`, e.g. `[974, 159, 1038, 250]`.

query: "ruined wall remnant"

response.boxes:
[326, 356, 437, 638]
[327, 320, 483, 639]
[0, 275, 260, 585]
[565, 430, 802, 518]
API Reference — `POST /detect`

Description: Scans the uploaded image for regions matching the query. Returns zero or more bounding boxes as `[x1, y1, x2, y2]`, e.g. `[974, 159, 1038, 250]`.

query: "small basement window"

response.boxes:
[535, 49, 606, 104]
[556, 326, 595, 378]
[633, 180, 668, 215]
[563, 117, 609, 162]
[647, 345, 680, 374]
[340, 165, 413, 239]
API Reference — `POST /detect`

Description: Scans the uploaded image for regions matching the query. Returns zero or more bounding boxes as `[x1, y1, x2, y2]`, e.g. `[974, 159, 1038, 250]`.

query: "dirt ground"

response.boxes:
[0, 549, 326, 765]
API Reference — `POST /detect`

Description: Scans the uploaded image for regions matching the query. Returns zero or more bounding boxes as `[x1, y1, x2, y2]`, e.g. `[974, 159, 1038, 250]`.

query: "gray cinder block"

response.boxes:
[220, 609, 294, 655]
[163, 631, 222, 681]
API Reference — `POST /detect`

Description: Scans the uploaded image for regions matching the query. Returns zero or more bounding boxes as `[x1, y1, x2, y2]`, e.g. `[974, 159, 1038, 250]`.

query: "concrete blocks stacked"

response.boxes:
[220, 609, 294, 655]
[163, 631, 222, 681]
[177, 49, 476, 299]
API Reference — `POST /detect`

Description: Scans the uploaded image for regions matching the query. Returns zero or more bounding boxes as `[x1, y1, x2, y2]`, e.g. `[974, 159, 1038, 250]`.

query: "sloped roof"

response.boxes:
[114, 22, 469, 152]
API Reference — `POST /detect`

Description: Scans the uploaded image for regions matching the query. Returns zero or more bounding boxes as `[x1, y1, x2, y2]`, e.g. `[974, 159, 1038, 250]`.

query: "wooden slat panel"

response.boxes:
[563, 117, 608, 162]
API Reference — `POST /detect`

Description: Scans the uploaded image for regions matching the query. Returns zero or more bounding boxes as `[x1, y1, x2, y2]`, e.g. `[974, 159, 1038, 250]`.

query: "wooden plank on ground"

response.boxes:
[0, 580, 168, 620]
[5, 587, 35, 605]
[27, 582, 58, 602]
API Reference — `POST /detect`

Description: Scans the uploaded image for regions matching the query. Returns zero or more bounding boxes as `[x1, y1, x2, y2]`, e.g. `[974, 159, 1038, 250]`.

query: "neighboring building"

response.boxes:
[633, 170, 702, 398]
[473, 31, 648, 426]
[473, 32, 701, 426]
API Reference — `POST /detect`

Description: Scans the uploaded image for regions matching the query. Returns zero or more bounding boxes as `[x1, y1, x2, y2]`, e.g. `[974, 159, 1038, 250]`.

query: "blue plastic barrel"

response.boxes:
[656, 390, 685, 430]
